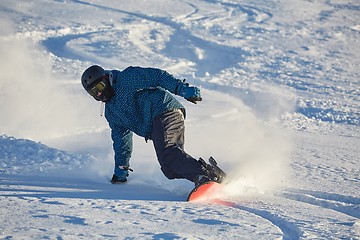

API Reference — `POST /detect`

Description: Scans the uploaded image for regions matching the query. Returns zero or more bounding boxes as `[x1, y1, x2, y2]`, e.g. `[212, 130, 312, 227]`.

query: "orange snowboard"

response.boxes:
[187, 181, 223, 202]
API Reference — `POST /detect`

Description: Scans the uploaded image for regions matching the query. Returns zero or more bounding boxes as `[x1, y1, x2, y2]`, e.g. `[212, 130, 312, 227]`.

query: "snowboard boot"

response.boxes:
[196, 157, 227, 186]
[111, 174, 127, 184]
[194, 175, 212, 187]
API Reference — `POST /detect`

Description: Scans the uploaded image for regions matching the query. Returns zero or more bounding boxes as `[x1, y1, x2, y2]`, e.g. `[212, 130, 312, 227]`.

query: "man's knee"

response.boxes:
[160, 166, 181, 179]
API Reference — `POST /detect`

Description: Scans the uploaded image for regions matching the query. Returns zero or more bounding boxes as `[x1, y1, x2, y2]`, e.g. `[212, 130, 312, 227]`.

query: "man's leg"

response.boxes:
[151, 109, 207, 182]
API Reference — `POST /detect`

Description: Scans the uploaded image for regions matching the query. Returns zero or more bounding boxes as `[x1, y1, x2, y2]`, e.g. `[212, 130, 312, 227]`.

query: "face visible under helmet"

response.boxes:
[81, 65, 114, 102]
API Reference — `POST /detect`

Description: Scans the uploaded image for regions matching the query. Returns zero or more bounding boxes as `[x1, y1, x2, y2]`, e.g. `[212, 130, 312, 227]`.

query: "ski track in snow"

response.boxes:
[234, 205, 302, 240]
[211, 199, 303, 240]
[43, 0, 253, 76]
[1, 0, 359, 239]
[39, 0, 359, 126]
[283, 189, 360, 219]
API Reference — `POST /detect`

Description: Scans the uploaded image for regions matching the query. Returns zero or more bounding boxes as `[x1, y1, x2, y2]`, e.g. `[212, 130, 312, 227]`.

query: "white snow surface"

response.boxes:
[0, 0, 359, 239]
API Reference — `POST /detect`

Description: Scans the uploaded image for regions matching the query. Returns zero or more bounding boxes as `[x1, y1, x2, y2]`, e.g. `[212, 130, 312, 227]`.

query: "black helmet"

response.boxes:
[81, 65, 115, 102]
[81, 65, 106, 90]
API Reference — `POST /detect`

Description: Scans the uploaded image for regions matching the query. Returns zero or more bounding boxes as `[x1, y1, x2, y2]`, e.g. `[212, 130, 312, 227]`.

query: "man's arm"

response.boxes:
[134, 67, 202, 104]
[111, 124, 133, 177]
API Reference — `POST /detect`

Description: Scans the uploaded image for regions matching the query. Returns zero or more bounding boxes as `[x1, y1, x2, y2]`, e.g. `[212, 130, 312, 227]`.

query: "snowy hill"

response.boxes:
[0, 0, 359, 239]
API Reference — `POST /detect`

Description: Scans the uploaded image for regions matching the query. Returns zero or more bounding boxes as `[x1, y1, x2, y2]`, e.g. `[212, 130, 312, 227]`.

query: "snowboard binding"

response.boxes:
[198, 156, 227, 185]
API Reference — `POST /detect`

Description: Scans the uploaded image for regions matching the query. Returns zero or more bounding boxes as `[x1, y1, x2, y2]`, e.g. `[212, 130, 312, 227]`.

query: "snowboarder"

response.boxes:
[81, 65, 225, 186]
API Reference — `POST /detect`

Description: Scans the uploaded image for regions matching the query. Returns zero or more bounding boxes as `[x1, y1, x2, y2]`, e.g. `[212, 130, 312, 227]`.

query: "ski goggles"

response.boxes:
[87, 77, 107, 97]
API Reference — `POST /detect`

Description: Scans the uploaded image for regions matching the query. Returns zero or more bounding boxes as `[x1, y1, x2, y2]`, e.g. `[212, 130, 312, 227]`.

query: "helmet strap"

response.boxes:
[105, 70, 114, 86]
[100, 102, 105, 117]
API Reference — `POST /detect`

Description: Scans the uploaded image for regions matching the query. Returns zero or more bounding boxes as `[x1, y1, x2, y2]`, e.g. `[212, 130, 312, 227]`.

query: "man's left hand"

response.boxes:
[177, 83, 202, 104]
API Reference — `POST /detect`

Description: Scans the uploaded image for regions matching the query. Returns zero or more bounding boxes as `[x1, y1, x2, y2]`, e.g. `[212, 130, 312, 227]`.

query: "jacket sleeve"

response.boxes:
[110, 124, 133, 169]
[130, 67, 183, 95]
[153, 68, 183, 94]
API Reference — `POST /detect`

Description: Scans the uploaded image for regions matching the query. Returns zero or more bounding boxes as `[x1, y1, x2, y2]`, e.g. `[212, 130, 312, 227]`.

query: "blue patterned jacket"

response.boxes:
[104, 66, 185, 177]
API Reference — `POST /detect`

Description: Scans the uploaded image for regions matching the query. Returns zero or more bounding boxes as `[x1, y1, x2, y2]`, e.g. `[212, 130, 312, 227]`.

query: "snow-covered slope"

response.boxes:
[0, 0, 359, 239]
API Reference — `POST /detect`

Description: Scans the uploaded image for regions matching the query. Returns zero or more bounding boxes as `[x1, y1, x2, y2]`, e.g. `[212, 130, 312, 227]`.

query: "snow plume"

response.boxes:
[0, 18, 104, 142]
[186, 89, 293, 196]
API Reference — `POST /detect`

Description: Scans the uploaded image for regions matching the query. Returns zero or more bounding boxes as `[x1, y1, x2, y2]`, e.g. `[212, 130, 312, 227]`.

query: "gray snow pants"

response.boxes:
[151, 109, 206, 182]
